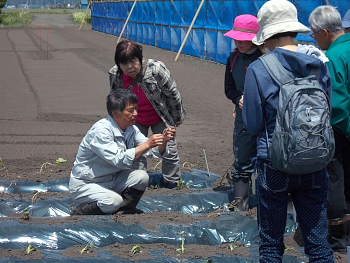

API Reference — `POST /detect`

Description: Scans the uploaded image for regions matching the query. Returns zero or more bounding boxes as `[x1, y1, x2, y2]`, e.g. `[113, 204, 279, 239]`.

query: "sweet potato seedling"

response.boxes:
[40, 158, 67, 174]
[229, 243, 238, 250]
[26, 244, 38, 254]
[80, 242, 93, 254]
[22, 210, 30, 220]
[176, 231, 186, 255]
[130, 245, 142, 254]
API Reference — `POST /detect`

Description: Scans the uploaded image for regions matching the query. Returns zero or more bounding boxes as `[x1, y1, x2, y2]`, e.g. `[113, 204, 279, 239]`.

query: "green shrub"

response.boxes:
[0, 11, 32, 27]
[72, 11, 91, 25]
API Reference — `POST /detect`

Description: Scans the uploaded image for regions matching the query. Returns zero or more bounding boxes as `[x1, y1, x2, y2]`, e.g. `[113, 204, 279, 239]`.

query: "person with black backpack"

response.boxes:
[242, 1, 335, 262]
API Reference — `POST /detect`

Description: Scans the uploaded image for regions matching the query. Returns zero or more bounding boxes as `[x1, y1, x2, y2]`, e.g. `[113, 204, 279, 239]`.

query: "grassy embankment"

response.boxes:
[0, 8, 91, 27]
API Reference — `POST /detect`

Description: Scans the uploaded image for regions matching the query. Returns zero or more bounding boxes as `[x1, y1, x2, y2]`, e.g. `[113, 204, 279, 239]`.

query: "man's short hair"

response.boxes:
[309, 5, 343, 35]
[106, 89, 138, 117]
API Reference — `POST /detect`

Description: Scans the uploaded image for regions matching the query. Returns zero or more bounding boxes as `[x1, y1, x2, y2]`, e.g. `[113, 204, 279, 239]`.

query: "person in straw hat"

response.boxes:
[224, 14, 263, 211]
[242, 0, 334, 261]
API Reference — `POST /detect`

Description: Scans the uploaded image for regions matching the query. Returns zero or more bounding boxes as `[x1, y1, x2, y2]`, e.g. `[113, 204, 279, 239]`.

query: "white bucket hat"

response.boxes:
[253, 0, 310, 45]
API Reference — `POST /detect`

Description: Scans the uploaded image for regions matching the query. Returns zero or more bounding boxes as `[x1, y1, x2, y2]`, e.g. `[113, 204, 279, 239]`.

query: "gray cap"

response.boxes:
[342, 9, 350, 28]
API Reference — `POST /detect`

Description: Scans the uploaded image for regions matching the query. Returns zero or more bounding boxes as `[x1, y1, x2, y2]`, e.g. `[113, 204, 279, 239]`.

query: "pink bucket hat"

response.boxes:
[224, 14, 259, 41]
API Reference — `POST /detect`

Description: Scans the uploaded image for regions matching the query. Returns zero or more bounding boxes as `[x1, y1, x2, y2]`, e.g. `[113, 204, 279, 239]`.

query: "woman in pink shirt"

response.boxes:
[109, 40, 186, 188]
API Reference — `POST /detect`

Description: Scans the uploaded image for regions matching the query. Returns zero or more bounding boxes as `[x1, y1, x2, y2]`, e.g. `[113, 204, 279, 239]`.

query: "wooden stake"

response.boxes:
[79, 1, 91, 31]
[175, 0, 205, 61]
[117, 0, 138, 44]
[39, 22, 41, 50]
[47, 24, 49, 60]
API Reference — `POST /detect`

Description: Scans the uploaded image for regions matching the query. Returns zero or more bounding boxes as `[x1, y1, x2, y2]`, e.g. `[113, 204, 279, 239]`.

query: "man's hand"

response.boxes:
[146, 134, 166, 148]
[232, 108, 236, 118]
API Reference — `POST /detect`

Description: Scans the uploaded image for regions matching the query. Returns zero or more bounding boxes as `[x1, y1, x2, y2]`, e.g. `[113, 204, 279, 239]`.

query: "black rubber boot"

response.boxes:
[116, 188, 145, 214]
[233, 178, 250, 211]
[327, 219, 347, 253]
[71, 201, 105, 215]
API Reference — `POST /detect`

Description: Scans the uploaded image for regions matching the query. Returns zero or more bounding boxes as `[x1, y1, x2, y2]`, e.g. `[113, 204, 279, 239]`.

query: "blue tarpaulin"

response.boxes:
[90, 0, 350, 63]
[0, 170, 301, 262]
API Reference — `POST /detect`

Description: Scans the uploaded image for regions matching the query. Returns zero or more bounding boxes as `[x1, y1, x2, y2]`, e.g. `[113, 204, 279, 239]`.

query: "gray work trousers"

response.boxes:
[133, 121, 181, 183]
[70, 169, 149, 214]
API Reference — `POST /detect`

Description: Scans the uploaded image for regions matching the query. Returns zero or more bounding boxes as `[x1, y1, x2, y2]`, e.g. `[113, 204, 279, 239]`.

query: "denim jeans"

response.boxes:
[133, 121, 181, 183]
[257, 159, 334, 263]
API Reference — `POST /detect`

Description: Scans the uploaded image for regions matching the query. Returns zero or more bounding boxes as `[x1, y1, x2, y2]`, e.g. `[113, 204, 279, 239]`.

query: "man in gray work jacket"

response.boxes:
[69, 89, 175, 215]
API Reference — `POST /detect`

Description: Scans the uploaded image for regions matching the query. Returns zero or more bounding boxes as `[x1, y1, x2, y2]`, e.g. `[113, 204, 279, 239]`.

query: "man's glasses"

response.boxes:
[310, 29, 322, 39]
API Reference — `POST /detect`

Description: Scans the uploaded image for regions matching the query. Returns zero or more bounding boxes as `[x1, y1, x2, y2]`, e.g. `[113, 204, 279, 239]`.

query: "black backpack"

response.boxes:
[259, 53, 335, 174]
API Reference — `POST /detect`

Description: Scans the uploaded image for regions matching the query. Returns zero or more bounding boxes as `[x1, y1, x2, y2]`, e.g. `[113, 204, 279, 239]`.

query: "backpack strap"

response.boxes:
[259, 53, 294, 86]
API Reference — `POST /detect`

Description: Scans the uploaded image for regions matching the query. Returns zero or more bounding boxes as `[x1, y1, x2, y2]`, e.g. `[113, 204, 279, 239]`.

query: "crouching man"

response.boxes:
[69, 89, 175, 215]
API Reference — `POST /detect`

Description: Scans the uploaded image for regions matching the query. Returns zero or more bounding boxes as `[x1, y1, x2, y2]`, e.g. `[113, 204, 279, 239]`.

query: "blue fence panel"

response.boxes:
[142, 24, 148, 44]
[205, 30, 218, 61]
[137, 23, 143, 43]
[194, 0, 206, 28]
[162, 1, 171, 26]
[205, 0, 219, 30]
[91, 0, 350, 65]
[162, 25, 171, 50]
[216, 31, 232, 64]
[148, 24, 156, 46]
[181, 1, 193, 27]
[219, 0, 233, 32]
[140, 1, 148, 23]
[130, 0, 141, 22]
[155, 1, 163, 24]
[147, 1, 155, 23]
[155, 25, 162, 48]
[170, 27, 181, 52]
[170, 0, 182, 26]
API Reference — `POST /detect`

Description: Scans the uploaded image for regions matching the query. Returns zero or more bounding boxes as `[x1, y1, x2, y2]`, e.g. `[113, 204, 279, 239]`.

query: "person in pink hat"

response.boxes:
[224, 14, 263, 211]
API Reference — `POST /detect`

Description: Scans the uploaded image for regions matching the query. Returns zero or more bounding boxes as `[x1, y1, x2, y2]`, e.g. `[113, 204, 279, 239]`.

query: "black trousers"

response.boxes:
[327, 129, 350, 219]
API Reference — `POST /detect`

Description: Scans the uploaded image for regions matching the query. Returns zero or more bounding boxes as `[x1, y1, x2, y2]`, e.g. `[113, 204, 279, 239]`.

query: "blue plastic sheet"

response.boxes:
[0, 170, 301, 262]
[90, 0, 350, 62]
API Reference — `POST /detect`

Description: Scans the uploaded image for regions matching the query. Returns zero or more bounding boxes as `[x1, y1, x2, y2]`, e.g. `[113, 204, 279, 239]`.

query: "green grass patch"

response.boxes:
[72, 11, 91, 25]
[0, 10, 32, 27]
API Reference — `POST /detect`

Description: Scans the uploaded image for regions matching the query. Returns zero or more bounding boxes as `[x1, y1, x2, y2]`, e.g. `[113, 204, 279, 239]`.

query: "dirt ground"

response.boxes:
[0, 14, 347, 262]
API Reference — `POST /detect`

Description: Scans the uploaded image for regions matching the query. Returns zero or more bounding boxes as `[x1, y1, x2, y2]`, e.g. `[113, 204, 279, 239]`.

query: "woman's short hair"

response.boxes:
[114, 40, 143, 67]
[106, 89, 138, 116]
[309, 5, 343, 35]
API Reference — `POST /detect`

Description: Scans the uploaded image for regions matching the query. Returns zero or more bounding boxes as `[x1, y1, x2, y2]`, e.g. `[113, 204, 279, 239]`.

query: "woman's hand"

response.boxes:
[175, 121, 183, 127]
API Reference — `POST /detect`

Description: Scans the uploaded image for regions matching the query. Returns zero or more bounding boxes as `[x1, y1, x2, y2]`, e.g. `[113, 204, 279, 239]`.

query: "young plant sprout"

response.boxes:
[26, 244, 38, 254]
[229, 243, 238, 250]
[176, 180, 185, 190]
[22, 210, 30, 220]
[40, 157, 67, 174]
[80, 242, 93, 254]
[130, 245, 142, 254]
[176, 231, 186, 255]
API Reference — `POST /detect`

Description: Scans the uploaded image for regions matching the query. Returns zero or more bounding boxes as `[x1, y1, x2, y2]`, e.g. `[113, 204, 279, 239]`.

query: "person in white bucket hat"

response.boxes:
[242, 0, 335, 262]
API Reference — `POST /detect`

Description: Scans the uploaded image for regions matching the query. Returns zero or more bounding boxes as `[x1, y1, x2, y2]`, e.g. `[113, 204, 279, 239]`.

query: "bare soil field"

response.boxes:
[0, 14, 347, 262]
